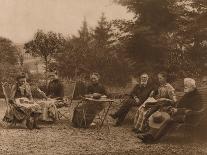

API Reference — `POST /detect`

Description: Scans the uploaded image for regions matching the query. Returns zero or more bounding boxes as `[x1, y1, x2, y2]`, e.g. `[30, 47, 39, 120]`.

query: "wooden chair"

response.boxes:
[57, 80, 76, 119]
[63, 80, 77, 106]
[1, 82, 24, 127]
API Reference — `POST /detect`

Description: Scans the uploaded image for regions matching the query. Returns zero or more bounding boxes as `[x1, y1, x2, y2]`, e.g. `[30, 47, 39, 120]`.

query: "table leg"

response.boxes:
[100, 101, 113, 128]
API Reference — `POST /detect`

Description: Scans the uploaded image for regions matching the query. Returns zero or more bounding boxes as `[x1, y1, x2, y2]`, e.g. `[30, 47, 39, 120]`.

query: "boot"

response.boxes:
[26, 118, 33, 130]
[33, 117, 40, 129]
[109, 113, 117, 119]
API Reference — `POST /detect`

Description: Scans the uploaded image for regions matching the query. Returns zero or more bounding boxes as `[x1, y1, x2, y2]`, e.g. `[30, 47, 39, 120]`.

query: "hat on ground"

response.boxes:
[149, 111, 170, 129]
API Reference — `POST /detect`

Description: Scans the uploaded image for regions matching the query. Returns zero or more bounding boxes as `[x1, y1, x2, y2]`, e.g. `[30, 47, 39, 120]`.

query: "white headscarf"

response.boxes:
[90, 73, 100, 80]
[184, 78, 196, 93]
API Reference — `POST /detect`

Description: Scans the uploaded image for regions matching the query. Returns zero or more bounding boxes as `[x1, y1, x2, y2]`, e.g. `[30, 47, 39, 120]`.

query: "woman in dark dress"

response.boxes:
[86, 73, 107, 95]
[72, 73, 108, 128]
[47, 73, 64, 99]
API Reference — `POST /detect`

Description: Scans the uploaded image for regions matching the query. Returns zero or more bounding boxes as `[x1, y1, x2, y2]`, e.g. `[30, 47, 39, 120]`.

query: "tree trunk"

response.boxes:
[45, 58, 48, 89]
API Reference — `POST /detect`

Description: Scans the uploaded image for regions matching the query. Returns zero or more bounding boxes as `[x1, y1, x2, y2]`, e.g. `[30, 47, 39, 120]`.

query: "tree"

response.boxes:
[0, 37, 19, 85]
[24, 30, 65, 83]
[78, 17, 91, 46]
[89, 13, 131, 86]
[0, 37, 18, 65]
[54, 16, 132, 86]
[114, 0, 175, 73]
[115, 0, 207, 78]
[93, 13, 115, 49]
[54, 19, 92, 79]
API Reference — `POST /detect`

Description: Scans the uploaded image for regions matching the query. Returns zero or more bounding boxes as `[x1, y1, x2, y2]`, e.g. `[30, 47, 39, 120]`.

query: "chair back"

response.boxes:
[63, 80, 76, 99]
[176, 87, 207, 108]
[197, 87, 207, 105]
[1, 82, 12, 108]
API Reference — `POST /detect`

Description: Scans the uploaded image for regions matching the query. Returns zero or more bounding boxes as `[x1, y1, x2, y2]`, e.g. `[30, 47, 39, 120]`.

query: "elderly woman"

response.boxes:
[86, 73, 107, 95]
[72, 73, 108, 128]
[134, 72, 177, 134]
[138, 78, 203, 143]
[171, 78, 202, 123]
[3, 74, 42, 129]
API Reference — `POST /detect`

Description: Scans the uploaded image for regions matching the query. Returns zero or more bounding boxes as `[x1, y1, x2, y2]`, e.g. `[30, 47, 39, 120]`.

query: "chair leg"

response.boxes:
[9, 122, 16, 128]
[82, 109, 87, 127]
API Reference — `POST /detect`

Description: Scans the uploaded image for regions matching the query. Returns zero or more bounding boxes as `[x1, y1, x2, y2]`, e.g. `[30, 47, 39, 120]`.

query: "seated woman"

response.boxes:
[46, 72, 65, 108]
[72, 73, 108, 128]
[138, 78, 202, 143]
[174, 78, 203, 120]
[3, 74, 42, 129]
[86, 73, 107, 95]
[134, 72, 177, 134]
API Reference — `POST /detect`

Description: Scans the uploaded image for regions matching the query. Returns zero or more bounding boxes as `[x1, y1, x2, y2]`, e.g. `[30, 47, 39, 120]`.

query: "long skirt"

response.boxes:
[72, 100, 105, 128]
[134, 98, 160, 132]
[3, 98, 42, 123]
[37, 99, 59, 121]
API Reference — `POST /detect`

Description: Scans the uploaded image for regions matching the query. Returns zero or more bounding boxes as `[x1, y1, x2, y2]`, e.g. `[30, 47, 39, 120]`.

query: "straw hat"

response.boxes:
[149, 111, 170, 129]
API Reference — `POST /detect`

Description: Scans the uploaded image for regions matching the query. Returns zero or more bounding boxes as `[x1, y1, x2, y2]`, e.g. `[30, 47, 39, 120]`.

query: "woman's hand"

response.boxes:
[149, 91, 155, 97]
[185, 109, 192, 115]
[157, 98, 170, 102]
[170, 107, 178, 114]
[134, 96, 140, 103]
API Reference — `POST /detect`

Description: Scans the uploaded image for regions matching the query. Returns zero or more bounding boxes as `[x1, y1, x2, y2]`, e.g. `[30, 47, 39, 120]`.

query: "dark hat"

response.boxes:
[16, 73, 26, 81]
[48, 71, 57, 77]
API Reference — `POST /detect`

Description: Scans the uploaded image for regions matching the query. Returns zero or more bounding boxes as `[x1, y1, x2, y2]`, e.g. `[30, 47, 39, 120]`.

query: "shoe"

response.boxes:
[137, 134, 145, 141]
[137, 133, 154, 143]
[26, 119, 33, 130]
[132, 128, 137, 133]
[33, 123, 41, 129]
[132, 128, 143, 134]
[109, 114, 117, 119]
[113, 121, 122, 127]
[137, 130, 144, 134]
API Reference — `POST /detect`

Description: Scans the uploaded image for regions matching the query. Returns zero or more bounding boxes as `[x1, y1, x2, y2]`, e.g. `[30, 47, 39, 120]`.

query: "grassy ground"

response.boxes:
[0, 99, 207, 155]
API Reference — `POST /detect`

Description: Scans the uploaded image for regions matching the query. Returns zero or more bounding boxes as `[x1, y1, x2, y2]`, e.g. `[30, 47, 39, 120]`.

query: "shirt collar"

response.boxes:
[140, 82, 148, 87]
[160, 83, 168, 87]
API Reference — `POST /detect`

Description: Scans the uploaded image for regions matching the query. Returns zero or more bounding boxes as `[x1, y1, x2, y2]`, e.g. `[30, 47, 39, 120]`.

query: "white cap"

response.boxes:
[184, 78, 196, 89]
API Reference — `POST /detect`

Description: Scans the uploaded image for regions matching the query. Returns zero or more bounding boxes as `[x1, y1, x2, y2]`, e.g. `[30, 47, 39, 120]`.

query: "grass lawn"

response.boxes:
[0, 99, 206, 155]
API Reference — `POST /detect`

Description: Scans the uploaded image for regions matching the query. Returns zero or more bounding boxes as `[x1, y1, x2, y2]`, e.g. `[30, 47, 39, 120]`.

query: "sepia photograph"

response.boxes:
[0, 0, 207, 154]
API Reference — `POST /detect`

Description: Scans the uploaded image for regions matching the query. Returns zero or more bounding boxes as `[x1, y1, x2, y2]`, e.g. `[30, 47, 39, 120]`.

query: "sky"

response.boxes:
[0, 0, 133, 43]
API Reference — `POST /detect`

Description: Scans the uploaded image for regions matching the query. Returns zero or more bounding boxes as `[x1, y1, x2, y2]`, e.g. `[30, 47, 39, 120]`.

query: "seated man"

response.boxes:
[110, 73, 155, 126]
[138, 78, 203, 143]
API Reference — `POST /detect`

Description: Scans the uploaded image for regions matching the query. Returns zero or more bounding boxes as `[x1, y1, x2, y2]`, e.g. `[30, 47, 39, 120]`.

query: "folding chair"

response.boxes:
[57, 80, 76, 119]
